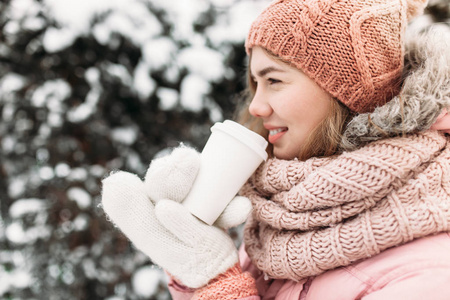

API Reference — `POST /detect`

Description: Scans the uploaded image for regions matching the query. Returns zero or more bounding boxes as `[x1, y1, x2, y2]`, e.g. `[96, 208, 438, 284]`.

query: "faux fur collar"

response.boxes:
[341, 25, 450, 151]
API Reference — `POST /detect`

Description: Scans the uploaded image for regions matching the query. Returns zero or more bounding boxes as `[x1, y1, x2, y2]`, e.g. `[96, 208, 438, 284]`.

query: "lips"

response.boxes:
[267, 127, 288, 144]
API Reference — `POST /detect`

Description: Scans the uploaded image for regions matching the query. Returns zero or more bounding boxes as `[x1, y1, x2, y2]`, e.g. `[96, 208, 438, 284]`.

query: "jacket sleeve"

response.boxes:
[167, 263, 260, 300]
[362, 267, 450, 300]
[167, 277, 196, 300]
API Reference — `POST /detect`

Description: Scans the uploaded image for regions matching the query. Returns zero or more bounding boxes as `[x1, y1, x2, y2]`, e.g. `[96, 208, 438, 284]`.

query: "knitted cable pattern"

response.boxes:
[242, 130, 450, 280]
[245, 0, 428, 112]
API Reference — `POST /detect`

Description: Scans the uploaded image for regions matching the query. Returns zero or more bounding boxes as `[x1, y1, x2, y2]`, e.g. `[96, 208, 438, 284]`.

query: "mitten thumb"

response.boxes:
[145, 146, 200, 203]
[214, 196, 253, 230]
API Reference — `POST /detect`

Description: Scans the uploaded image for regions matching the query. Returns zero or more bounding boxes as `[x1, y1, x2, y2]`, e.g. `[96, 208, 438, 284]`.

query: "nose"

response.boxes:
[248, 89, 273, 118]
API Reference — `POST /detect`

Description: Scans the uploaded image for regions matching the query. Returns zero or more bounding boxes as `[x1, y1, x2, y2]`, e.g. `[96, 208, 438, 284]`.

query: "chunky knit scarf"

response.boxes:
[242, 130, 450, 281]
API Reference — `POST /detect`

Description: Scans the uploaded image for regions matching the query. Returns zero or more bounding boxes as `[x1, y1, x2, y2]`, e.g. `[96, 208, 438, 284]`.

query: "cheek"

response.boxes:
[286, 93, 330, 127]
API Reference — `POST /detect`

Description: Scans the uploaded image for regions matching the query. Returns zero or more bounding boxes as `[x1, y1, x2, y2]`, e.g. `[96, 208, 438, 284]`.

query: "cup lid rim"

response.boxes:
[211, 120, 268, 160]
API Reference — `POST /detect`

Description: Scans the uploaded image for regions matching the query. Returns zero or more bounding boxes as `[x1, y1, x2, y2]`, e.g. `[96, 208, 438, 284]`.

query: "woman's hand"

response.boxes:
[101, 146, 252, 288]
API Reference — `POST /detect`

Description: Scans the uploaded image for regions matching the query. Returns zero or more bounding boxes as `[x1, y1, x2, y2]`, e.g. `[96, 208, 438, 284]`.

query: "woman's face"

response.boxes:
[249, 46, 332, 160]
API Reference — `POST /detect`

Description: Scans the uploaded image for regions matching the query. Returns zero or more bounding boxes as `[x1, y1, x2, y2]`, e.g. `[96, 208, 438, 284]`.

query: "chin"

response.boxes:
[273, 148, 297, 160]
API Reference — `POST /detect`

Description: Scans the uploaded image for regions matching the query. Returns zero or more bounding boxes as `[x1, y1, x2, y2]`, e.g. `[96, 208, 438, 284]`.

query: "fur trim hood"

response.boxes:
[341, 25, 450, 150]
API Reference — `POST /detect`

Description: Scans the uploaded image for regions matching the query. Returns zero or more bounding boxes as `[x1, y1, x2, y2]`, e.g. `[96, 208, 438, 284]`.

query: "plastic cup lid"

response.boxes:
[211, 120, 268, 160]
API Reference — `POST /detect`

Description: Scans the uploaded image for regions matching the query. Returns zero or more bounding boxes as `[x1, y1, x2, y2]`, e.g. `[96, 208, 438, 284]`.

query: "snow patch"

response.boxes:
[43, 27, 78, 53]
[132, 266, 162, 298]
[157, 87, 179, 111]
[9, 198, 47, 218]
[8, 176, 27, 199]
[142, 37, 177, 70]
[6, 222, 51, 245]
[178, 46, 225, 82]
[111, 126, 139, 145]
[67, 187, 92, 209]
[0, 73, 27, 94]
[133, 62, 156, 101]
[68, 168, 89, 181]
[0, 268, 33, 296]
[180, 74, 210, 112]
[31, 79, 71, 108]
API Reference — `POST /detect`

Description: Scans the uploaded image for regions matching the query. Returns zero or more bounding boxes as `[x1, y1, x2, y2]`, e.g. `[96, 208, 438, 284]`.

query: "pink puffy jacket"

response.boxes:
[168, 232, 450, 299]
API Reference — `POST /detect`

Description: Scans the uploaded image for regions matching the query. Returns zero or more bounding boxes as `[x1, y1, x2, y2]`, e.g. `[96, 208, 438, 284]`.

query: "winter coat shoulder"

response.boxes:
[168, 232, 450, 299]
[239, 232, 450, 300]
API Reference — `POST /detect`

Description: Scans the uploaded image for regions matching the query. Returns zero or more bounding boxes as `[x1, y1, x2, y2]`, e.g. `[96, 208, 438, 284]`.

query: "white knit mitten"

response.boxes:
[102, 146, 252, 288]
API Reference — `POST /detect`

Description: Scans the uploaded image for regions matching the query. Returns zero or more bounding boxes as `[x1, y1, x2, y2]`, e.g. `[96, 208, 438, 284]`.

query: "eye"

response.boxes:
[268, 78, 281, 85]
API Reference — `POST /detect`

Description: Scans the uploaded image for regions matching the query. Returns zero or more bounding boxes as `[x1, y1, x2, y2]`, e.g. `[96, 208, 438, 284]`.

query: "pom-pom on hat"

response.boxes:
[246, 0, 428, 113]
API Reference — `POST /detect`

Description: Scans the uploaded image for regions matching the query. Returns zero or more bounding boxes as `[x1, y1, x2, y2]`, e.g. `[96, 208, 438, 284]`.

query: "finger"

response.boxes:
[145, 146, 200, 203]
[214, 196, 253, 229]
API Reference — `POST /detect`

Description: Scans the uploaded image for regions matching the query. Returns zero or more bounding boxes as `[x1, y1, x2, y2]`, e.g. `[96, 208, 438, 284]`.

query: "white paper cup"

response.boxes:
[183, 120, 268, 225]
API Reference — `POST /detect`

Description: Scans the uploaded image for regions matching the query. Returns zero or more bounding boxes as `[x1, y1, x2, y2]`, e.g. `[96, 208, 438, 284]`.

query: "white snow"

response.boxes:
[105, 63, 132, 86]
[157, 87, 179, 111]
[149, 0, 209, 41]
[23, 16, 46, 31]
[9, 198, 47, 218]
[47, 111, 63, 127]
[39, 166, 55, 181]
[142, 37, 177, 70]
[43, 27, 78, 53]
[8, 176, 26, 198]
[205, 99, 223, 122]
[68, 168, 89, 181]
[0, 268, 33, 296]
[31, 79, 71, 108]
[5, 221, 51, 245]
[0, 215, 4, 242]
[85, 67, 101, 86]
[2, 103, 15, 122]
[73, 213, 89, 231]
[67, 88, 101, 123]
[67, 187, 92, 209]
[42, 0, 119, 33]
[90, 165, 106, 178]
[2, 135, 16, 154]
[41, 0, 162, 50]
[66, 67, 102, 123]
[177, 46, 225, 82]
[6, 198, 50, 245]
[133, 62, 156, 101]
[126, 151, 146, 174]
[55, 163, 71, 178]
[0, 73, 27, 94]
[207, 1, 271, 47]
[8, 0, 41, 20]
[132, 266, 162, 298]
[111, 126, 139, 145]
[180, 74, 211, 112]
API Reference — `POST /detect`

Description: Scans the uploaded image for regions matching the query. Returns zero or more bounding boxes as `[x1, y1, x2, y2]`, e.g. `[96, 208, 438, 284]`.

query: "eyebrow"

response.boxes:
[251, 66, 286, 79]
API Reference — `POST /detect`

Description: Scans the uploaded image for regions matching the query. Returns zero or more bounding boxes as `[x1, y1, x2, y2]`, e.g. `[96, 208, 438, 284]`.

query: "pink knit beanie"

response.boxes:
[246, 0, 428, 112]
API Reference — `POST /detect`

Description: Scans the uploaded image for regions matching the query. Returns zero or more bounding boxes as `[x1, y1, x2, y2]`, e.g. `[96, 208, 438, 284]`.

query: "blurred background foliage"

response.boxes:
[0, 0, 448, 299]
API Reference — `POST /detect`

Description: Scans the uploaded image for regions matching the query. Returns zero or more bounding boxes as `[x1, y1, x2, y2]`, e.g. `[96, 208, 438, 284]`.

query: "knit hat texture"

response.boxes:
[246, 0, 428, 112]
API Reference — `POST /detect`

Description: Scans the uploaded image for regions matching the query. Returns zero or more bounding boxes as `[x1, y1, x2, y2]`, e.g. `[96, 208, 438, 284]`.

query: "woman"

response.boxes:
[102, 0, 450, 298]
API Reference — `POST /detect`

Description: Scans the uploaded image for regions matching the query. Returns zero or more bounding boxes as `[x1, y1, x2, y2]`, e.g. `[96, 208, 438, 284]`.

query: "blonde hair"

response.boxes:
[235, 50, 353, 161]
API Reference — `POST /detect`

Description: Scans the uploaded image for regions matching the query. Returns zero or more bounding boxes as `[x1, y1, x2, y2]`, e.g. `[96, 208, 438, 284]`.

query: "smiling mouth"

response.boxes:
[268, 128, 288, 144]
[269, 128, 283, 136]
[269, 128, 288, 136]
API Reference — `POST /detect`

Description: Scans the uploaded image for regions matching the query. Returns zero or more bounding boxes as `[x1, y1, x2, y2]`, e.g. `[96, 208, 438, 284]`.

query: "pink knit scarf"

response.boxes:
[242, 131, 450, 281]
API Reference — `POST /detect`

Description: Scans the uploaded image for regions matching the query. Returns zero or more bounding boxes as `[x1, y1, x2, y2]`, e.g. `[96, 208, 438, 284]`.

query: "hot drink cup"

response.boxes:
[183, 120, 268, 225]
